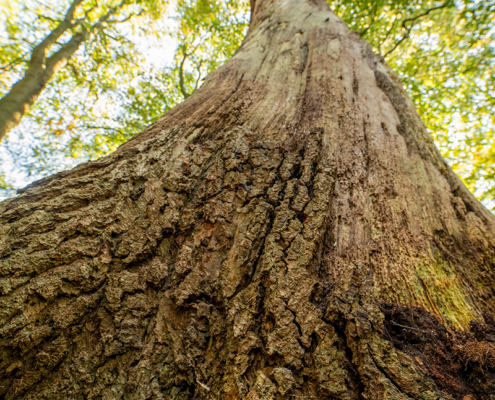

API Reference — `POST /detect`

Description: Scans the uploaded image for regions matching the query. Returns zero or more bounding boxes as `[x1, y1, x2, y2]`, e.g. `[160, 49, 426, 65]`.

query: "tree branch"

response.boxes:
[0, 55, 29, 73]
[378, 15, 398, 54]
[178, 44, 202, 99]
[193, 61, 203, 92]
[178, 47, 191, 99]
[383, 0, 453, 58]
[30, 0, 85, 67]
[44, 32, 87, 79]
[358, 2, 379, 37]
[0, 0, 129, 141]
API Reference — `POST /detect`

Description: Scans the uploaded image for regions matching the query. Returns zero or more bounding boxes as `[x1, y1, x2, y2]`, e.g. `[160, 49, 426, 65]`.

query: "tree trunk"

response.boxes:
[1, 0, 495, 399]
[0, 31, 85, 141]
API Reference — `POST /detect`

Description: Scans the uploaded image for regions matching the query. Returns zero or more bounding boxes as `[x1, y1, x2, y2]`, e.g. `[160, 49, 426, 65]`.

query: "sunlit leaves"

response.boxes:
[0, 0, 170, 187]
[172, 0, 248, 97]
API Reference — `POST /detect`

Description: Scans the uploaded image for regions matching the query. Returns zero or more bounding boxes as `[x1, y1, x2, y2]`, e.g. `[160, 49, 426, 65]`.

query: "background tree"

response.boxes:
[0, 0, 168, 139]
[0, 0, 171, 185]
[1, 0, 495, 398]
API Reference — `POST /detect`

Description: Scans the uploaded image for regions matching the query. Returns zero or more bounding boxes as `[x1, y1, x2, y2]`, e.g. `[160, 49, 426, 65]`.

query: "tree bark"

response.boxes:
[1, 0, 495, 399]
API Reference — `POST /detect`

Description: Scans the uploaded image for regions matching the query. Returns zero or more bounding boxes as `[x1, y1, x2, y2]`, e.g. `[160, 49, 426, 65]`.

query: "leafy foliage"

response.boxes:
[0, 0, 171, 189]
[0, 0, 494, 211]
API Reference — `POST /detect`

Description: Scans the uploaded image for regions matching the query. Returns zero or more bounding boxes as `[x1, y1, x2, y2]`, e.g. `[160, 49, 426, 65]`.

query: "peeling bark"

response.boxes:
[1, 0, 495, 399]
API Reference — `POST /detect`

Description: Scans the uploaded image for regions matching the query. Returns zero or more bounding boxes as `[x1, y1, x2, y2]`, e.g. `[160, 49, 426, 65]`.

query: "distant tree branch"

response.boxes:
[38, 14, 63, 23]
[30, 0, 85, 67]
[383, 0, 453, 58]
[358, 2, 379, 37]
[377, 15, 398, 54]
[0, 55, 29, 73]
[178, 43, 203, 99]
[0, 0, 129, 141]
[178, 47, 191, 99]
[193, 61, 203, 91]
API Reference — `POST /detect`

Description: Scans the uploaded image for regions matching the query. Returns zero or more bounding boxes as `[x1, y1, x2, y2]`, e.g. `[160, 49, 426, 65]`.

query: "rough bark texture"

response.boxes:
[1, 0, 495, 399]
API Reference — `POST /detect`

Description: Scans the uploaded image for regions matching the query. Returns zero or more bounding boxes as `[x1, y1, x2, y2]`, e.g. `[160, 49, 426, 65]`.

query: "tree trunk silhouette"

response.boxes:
[1, 0, 495, 399]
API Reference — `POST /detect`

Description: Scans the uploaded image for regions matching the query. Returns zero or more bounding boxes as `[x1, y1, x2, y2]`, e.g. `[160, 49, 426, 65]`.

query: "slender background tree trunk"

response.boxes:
[0, 0, 126, 141]
[1, 0, 495, 398]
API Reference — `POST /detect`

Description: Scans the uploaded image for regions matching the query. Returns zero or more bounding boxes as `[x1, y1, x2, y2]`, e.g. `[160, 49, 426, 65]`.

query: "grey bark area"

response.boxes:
[1, 0, 495, 399]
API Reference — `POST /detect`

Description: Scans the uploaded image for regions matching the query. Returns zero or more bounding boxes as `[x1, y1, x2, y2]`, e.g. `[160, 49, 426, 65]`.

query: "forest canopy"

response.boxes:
[0, 0, 494, 211]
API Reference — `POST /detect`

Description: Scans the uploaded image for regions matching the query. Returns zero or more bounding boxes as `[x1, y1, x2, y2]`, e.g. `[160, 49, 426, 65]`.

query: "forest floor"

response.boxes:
[380, 303, 495, 399]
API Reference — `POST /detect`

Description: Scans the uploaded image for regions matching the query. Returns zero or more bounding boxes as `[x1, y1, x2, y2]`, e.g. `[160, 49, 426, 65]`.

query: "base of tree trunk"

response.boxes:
[381, 303, 495, 399]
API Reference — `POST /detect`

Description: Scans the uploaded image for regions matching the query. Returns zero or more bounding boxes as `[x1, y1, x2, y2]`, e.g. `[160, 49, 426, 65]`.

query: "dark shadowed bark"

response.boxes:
[1, 0, 495, 399]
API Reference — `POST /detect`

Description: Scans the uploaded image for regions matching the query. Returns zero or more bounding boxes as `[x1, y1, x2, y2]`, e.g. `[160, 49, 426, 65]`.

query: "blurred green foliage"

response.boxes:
[0, 0, 494, 211]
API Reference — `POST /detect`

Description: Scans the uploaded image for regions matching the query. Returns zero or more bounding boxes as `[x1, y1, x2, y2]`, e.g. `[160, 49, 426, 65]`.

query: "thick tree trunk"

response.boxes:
[1, 0, 495, 399]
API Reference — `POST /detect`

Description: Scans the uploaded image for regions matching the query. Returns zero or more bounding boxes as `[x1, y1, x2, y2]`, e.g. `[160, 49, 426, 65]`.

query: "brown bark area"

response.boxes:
[1, 0, 495, 398]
